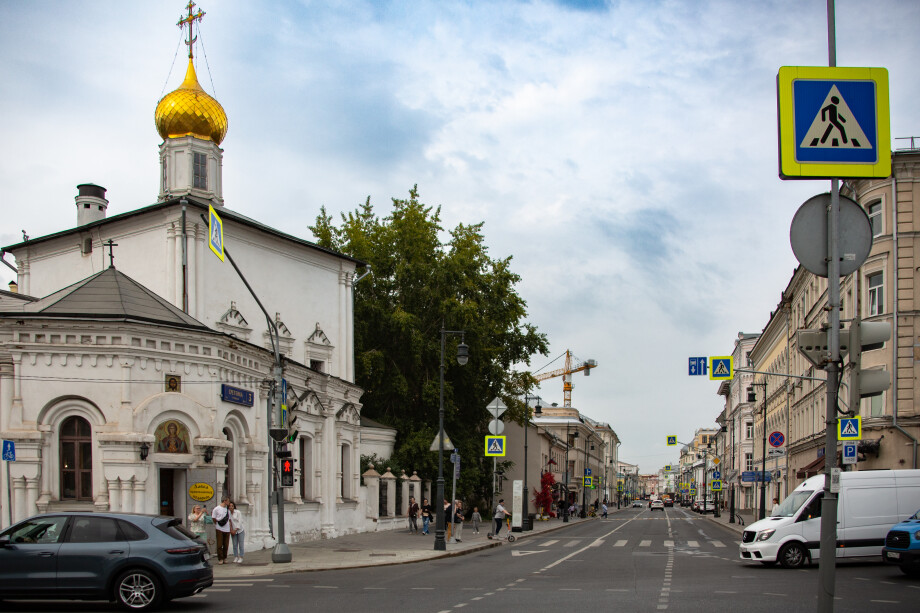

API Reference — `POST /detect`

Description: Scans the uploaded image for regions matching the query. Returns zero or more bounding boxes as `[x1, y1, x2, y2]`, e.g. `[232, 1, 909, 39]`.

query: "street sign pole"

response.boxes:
[819, 4, 840, 611]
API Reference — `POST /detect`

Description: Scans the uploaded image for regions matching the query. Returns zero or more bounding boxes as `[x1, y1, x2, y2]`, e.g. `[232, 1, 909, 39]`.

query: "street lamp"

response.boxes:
[564, 425, 577, 522]
[521, 396, 541, 532]
[748, 382, 768, 521]
[434, 326, 468, 551]
[581, 434, 595, 517]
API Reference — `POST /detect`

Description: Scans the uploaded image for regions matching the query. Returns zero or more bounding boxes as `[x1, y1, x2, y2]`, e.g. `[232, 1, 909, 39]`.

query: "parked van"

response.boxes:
[739, 470, 920, 568]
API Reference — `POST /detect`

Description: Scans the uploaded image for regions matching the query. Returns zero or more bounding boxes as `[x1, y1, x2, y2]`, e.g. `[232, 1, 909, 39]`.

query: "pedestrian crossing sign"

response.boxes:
[485, 435, 506, 457]
[838, 416, 861, 441]
[711, 479, 722, 492]
[584, 476, 594, 488]
[777, 66, 890, 179]
[709, 357, 732, 381]
[208, 205, 225, 262]
[667, 436, 677, 446]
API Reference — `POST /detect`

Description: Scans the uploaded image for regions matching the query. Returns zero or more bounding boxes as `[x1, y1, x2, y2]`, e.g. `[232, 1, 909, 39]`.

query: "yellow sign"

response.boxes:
[777, 66, 890, 179]
[838, 416, 862, 440]
[208, 205, 225, 261]
[666, 436, 677, 446]
[188, 482, 215, 502]
[709, 356, 732, 380]
[485, 435, 506, 457]
[712, 457, 721, 466]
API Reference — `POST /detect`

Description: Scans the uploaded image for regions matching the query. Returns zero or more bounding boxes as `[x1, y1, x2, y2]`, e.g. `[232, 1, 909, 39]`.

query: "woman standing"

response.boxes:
[420, 498, 432, 535]
[187, 505, 207, 541]
[228, 501, 245, 564]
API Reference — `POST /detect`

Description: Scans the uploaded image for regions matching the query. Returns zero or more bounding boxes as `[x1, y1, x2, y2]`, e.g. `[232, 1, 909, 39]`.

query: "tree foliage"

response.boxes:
[310, 186, 547, 504]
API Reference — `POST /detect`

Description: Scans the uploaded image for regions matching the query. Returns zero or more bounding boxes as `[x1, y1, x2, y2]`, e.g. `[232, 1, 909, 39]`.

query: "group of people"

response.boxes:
[406, 497, 484, 540]
[187, 497, 246, 565]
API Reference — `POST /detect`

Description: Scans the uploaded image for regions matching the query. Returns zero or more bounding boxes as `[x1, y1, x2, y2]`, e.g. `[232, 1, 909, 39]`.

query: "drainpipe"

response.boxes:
[888, 174, 919, 467]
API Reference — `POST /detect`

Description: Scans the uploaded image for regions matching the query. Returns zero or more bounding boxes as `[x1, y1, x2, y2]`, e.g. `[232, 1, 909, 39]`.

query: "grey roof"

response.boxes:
[10, 267, 210, 331]
[360, 415, 396, 431]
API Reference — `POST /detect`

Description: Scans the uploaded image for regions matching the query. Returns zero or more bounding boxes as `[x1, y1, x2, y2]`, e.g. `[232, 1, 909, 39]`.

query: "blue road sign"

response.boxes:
[712, 471, 721, 479]
[843, 441, 858, 463]
[2, 440, 14, 461]
[688, 357, 707, 376]
[839, 417, 861, 440]
[741, 471, 772, 483]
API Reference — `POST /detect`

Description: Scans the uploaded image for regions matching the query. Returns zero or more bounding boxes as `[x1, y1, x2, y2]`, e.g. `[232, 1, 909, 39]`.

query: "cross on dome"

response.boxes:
[177, 2, 206, 59]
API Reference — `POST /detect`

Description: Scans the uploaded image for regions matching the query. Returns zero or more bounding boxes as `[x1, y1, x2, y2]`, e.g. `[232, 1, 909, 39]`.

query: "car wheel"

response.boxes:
[778, 542, 808, 569]
[115, 568, 162, 611]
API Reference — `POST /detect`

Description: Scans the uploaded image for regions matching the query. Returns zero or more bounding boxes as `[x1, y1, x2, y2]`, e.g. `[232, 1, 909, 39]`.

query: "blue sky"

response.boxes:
[1, 1, 917, 472]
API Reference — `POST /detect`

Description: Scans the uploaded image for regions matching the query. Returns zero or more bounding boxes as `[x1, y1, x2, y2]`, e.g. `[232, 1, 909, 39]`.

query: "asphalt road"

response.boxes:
[7, 506, 919, 612]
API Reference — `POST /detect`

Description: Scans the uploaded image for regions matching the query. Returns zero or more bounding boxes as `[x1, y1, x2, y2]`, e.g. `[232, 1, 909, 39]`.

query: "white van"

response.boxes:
[739, 470, 920, 568]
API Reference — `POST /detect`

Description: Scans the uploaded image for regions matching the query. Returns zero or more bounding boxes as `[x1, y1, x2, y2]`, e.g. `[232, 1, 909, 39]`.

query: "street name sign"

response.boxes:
[485, 435, 506, 457]
[777, 66, 890, 179]
[838, 416, 862, 441]
[709, 356, 732, 381]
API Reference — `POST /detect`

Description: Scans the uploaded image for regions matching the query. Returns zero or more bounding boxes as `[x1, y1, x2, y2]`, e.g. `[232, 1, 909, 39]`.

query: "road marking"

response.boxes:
[687, 540, 699, 547]
[454, 604, 467, 608]
[559, 588, 581, 591]
[267, 585, 290, 589]
[541, 539, 559, 547]
[712, 541, 726, 547]
[640, 540, 651, 547]
[363, 587, 387, 590]
[471, 597, 483, 601]
[564, 540, 581, 547]
[614, 539, 628, 547]
[411, 587, 434, 590]
[207, 589, 232, 592]
[315, 586, 339, 589]
[763, 593, 787, 596]
[606, 589, 631, 592]
[214, 578, 275, 583]
[870, 601, 899, 604]
[664, 540, 674, 547]
[714, 591, 737, 594]
[541, 515, 641, 571]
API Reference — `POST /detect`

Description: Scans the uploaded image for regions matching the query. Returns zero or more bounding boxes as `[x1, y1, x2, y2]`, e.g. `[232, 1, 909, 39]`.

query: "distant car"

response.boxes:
[696, 501, 716, 514]
[691, 500, 701, 512]
[663, 498, 674, 507]
[650, 500, 665, 511]
[632, 500, 644, 508]
[0, 512, 212, 610]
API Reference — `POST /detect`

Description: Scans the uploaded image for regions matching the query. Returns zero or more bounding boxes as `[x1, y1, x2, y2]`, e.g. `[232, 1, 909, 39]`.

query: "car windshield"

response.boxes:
[911, 509, 920, 520]
[772, 490, 814, 518]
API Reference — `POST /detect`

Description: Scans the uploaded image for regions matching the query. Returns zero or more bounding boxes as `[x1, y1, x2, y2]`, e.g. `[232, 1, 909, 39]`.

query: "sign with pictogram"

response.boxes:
[777, 66, 890, 179]
[666, 436, 677, 446]
[485, 435, 506, 457]
[842, 441, 858, 465]
[713, 470, 721, 479]
[2, 440, 14, 461]
[584, 476, 594, 488]
[280, 458, 294, 487]
[769, 431, 785, 448]
[208, 205, 225, 261]
[838, 416, 861, 440]
[688, 357, 707, 376]
[711, 479, 722, 492]
[709, 357, 732, 381]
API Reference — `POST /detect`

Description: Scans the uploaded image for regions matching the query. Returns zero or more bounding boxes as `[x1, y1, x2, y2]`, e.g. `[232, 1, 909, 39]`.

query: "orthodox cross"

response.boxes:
[177, 2, 206, 59]
[104, 239, 119, 268]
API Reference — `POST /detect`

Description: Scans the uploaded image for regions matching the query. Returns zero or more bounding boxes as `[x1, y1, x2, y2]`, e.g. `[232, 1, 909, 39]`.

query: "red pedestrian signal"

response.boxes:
[281, 458, 294, 487]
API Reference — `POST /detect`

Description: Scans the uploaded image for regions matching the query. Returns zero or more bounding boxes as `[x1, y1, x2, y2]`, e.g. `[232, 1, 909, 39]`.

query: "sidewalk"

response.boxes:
[212, 512, 607, 578]
[704, 508, 754, 535]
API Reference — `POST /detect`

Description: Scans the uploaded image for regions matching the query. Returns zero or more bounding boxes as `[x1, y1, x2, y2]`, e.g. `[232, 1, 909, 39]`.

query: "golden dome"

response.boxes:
[155, 59, 228, 144]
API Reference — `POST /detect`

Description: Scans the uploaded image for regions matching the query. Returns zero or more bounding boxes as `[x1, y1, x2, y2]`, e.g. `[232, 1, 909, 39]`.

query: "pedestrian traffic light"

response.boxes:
[280, 456, 294, 488]
[848, 317, 891, 412]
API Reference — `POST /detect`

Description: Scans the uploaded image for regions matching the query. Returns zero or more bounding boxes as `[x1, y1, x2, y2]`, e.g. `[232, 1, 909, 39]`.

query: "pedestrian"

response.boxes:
[211, 496, 231, 564]
[453, 500, 464, 543]
[493, 498, 509, 537]
[444, 499, 452, 541]
[421, 498, 432, 534]
[471, 506, 482, 533]
[771, 497, 780, 516]
[407, 496, 420, 534]
[188, 504, 207, 541]
[228, 500, 245, 564]
[601, 502, 608, 518]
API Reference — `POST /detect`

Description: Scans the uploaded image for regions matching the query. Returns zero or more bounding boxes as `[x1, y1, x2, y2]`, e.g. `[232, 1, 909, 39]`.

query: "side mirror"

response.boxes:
[0, 535, 10, 548]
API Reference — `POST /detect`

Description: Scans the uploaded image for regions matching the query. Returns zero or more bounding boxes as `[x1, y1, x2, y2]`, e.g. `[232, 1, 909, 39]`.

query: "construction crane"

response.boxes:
[533, 349, 598, 408]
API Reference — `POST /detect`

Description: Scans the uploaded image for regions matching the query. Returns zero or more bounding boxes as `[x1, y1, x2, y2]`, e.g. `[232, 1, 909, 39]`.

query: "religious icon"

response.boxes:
[155, 420, 190, 454]
[165, 375, 181, 392]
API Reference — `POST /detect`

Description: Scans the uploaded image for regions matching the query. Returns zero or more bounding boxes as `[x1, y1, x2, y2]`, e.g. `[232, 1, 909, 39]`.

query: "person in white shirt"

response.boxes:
[211, 497, 231, 564]
[493, 499, 509, 536]
[228, 501, 245, 564]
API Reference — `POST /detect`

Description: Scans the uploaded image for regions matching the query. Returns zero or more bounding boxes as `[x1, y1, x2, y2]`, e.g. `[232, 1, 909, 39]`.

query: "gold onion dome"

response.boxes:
[155, 58, 228, 144]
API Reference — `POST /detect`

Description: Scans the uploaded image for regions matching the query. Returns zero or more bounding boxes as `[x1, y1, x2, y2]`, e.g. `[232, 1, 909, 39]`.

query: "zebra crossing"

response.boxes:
[532, 537, 737, 551]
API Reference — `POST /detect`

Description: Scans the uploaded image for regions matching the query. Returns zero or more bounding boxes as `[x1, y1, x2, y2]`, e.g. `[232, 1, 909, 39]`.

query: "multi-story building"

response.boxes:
[745, 146, 920, 498]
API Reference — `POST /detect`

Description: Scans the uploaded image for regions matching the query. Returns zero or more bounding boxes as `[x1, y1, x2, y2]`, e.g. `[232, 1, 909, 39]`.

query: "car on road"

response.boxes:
[662, 497, 674, 507]
[696, 501, 716, 514]
[650, 500, 665, 511]
[882, 508, 920, 576]
[0, 512, 212, 610]
[631, 500, 644, 508]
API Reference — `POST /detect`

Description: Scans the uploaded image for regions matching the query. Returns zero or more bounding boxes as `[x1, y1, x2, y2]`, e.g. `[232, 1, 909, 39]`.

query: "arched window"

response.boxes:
[60, 416, 92, 500]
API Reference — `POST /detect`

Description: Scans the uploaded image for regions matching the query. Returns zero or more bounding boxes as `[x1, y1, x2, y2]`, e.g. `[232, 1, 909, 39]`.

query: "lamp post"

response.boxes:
[434, 327, 469, 552]
[581, 434, 594, 517]
[748, 382, 768, 521]
[522, 395, 542, 532]
[564, 425, 576, 522]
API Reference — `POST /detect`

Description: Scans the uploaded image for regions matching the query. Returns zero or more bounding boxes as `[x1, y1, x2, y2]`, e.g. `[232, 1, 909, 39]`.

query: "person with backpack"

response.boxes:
[211, 496, 231, 564]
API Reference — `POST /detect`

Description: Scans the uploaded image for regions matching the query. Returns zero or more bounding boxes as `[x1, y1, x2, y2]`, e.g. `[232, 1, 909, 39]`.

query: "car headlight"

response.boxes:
[914, 531, 920, 541]
[756, 529, 775, 542]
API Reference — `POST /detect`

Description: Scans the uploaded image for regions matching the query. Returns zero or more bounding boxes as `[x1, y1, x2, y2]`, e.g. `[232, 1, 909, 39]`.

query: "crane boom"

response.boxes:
[533, 349, 598, 407]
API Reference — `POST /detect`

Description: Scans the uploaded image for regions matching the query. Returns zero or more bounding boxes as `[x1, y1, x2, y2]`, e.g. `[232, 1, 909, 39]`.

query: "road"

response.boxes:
[6, 506, 918, 612]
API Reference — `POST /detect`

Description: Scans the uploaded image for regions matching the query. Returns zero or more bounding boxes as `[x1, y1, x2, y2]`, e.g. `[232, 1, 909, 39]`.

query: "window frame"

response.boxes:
[60, 416, 93, 501]
[867, 271, 884, 316]
[193, 152, 208, 190]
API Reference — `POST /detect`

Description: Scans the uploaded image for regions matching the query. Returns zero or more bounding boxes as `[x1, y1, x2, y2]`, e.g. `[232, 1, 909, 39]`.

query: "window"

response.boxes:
[68, 516, 122, 543]
[309, 360, 324, 373]
[3, 515, 68, 544]
[744, 453, 754, 471]
[867, 201, 882, 237]
[745, 422, 754, 439]
[300, 436, 313, 500]
[870, 394, 883, 418]
[867, 272, 884, 316]
[60, 416, 92, 500]
[193, 152, 207, 189]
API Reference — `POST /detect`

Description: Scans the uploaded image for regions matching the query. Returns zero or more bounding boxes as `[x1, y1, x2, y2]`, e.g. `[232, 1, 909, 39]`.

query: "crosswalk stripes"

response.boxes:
[687, 540, 699, 548]
[639, 540, 651, 547]
[539, 538, 730, 550]
[614, 539, 628, 547]
[712, 541, 725, 548]
[564, 540, 580, 548]
[540, 540, 559, 547]
[664, 540, 674, 547]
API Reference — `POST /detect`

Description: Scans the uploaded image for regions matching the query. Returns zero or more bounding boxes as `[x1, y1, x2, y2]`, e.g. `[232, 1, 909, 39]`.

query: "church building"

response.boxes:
[0, 4, 394, 548]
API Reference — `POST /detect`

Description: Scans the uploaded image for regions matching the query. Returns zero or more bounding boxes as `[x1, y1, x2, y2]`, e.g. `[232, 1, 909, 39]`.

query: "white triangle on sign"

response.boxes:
[799, 85, 871, 150]
[841, 420, 858, 436]
[511, 550, 547, 557]
[488, 439, 503, 453]
[713, 361, 729, 376]
[430, 430, 455, 452]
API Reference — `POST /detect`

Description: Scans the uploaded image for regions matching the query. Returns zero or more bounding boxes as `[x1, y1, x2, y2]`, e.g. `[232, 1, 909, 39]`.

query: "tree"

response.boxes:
[311, 186, 547, 503]
[533, 470, 557, 518]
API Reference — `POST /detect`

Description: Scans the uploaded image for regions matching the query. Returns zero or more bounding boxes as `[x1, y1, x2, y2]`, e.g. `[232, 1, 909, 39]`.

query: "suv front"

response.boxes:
[882, 508, 920, 577]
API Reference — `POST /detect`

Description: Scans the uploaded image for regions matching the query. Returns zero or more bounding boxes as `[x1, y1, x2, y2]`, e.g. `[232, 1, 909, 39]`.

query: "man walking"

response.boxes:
[407, 496, 420, 534]
[211, 496, 231, 565]
[452, 500, 464, 543]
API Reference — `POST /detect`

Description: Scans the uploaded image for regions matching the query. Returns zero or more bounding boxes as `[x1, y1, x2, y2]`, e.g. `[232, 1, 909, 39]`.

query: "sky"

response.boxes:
[1, 1, 917, 473]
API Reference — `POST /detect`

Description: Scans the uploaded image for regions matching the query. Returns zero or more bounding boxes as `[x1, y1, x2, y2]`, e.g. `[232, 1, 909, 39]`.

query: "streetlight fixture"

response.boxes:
[522, 395, 541, 532]
[581, 434, 595, 517]
[434, 326, 468, 552]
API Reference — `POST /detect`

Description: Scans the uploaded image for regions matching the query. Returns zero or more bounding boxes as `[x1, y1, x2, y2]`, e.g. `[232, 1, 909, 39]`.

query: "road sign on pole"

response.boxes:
[666, 436, 677, 446]
[688, 357, 708, 376]
[769, 431, 786, 448]
[208, 205, 225, 261]
[839, 416, 862, 440]
[842, 441, 858, 465]
[777, 66, 890, 179]
[1, 440, 14, 461]
[485, 435, 506, 457]
[709, 357, 733, 381]
[487, 397, 507, 419]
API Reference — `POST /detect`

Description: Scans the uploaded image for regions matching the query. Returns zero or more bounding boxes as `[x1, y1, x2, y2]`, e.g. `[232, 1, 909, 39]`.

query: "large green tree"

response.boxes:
[310, 186, 547, 503]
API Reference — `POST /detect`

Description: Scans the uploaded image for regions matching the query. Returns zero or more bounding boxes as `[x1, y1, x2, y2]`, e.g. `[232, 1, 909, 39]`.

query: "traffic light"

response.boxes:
[848, 317, 891, 412]
[277, 447, 294, 487]
[797, 328, 829, 367]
